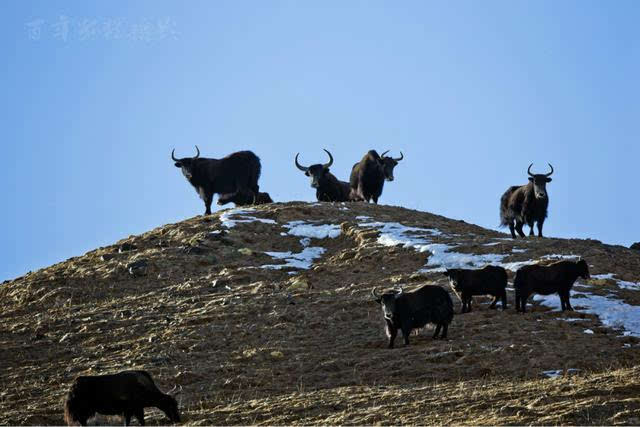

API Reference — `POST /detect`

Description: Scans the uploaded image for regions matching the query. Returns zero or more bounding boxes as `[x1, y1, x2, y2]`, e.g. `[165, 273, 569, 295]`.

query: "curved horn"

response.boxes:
[395, 287, 404, 297]
[393, 151, 404, 162]
[171, 149, 179, 161]
[527, 163, 535, 177]
[381, 150, 390, 158]
[545, 163, 554, 177]
[294, 153, 309, 172]
[372, 287, 380, 298]
[194, 145, 200, 159]
[322, 149, 334, 168]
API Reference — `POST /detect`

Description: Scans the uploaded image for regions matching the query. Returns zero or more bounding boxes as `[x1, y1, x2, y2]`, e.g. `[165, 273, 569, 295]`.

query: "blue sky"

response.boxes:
[0, 1, 638, 281]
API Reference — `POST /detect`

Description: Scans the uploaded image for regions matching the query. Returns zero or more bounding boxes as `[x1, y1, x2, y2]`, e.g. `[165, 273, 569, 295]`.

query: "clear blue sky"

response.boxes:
[1, 1, 638, 281]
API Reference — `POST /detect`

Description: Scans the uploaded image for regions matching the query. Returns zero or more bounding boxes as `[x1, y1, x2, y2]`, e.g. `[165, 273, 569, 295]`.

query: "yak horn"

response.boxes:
[395, 287, 404, 297]
[171, 149, 179, 161]
[381, 150, 390, 158]
[295, 153, 309, 172]
[371, 287, 380, 298]
[527, 163, 535, 177]
[194, 145, 200, 159]
[545, 163, 554, 177]
[394, 151, 404, 161]
[322, 149, 334, 169]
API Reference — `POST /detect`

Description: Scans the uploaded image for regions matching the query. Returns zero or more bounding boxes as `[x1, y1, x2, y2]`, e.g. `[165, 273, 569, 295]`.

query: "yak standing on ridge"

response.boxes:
[350, 150, 403, 203]
[295, 149, 352, 202]
[172, 146, 261, 215]
[500, 163, 554, 239]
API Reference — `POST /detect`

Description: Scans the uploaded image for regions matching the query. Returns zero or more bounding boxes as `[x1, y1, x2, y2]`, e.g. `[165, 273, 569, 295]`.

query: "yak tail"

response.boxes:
[499, 186, 518, 227]
[63, 398, 75, 426]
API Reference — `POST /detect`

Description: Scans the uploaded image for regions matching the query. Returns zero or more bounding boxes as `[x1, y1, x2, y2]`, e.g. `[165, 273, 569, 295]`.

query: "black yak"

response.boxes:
[514, 259, 590, 313]
[172, 146, 261, 215]
[500, 163, 554, 238]
[372, 284, 453, 348]
[443, 265, 508, 313]
[64, 370, 180, 426]
[217, 188, 273, 206]
[294, 149, 352, 202]
[350, 150, 403, 203]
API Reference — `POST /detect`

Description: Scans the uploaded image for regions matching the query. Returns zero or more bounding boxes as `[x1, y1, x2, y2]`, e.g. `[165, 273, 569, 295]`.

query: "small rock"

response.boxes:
[237, 248, 253, 256]
[270, 350, 284, 359]
[287, 279, 309, 292]
[126, 259, 148, 277]
[101, 253, 117, 262]
[118, 242, 137, 253]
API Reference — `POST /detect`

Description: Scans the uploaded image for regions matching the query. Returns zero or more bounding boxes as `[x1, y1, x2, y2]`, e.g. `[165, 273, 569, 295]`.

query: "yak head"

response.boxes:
[527, 163, 554, 199]
[379, 150, 403, 182]
[171, 146, 201, 180]
[576, 259, 590, 280]
[161, 386, 182, 423]
[372, 287, 404, 321]
[295, 149, 334, 189]
[442, 269, 463, 291]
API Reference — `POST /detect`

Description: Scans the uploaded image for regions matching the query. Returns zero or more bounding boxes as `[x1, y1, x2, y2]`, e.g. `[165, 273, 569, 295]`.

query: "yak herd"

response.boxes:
[61, 148, 588, 425]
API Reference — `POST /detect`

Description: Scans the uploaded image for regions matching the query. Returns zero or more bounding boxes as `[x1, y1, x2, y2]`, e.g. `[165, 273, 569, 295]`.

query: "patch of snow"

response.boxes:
[299, 237, 311, 247]
[483, 242, 502, 247]
[512, 248, 527, 253]
[421, 244, 506, 273]
[220, 208, 276, 228]
[284, 221, 341, 239]
[534, 290, 640, 337]
[557, 318, 588, 322]
[355, 215, 371, 220]
[542, 369, 580, 379]
[541, 254, 581, 261]
[584, 329, 594, 334]
[210, 230, 222, 235]
[617, 280, 640, 291]
[499, 260, 537, 272]
[592, 273, 615, 280]
[262, 247, 326, 270]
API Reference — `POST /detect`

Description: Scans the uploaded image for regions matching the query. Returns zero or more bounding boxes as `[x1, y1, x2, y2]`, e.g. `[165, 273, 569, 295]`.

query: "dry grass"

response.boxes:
[1, 202, 640, 425]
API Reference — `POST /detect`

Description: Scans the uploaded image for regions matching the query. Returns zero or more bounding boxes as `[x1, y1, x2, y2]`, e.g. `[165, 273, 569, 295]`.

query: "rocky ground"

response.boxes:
[1, 202, 639, 425]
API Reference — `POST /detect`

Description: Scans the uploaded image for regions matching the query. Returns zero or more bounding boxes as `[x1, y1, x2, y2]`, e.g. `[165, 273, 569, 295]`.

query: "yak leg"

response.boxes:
[199, 188, 213, 215]
[433, 323, 442, 339]
[385, 322, 397, 349]
[515, 220, 526, 238]
[528, 221, 535, 236]
[560, 290, 573, 311]
[520, 293, 528, 313]
[135, 408, 145, 426]
[489, 295, 499, 309]
[124, 412, 132, 426]
[501, 289, 508, 310]
[537, 219, 545, 238]
[508, 221, 517, 239]
[440, 323, 449, 339]
[466, 295, 472, 312]
[401, 325, 411, 346]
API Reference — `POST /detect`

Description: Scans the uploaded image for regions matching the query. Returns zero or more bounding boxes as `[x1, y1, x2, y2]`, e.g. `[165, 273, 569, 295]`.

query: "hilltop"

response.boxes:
[1, 202, 640, 425]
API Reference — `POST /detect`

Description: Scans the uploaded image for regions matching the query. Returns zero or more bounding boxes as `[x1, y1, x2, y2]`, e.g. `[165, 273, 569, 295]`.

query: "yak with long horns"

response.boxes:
[294, 149, 353, 202]
[500, 163, 554, 238]
[172, 146, 261, 214]
[350, 150, 403, 203]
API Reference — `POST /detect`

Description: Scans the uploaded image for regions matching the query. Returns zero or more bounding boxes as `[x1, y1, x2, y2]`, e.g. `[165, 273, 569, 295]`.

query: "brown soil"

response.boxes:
[1, 202, 639, 425]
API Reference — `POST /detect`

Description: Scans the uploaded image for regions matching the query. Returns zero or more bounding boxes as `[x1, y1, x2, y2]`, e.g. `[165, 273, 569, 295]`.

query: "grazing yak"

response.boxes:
[217, 188, 273, 206]
[443, 265, 508, 313]
[372, 284, 453, 348]
[350, 150, 403, 203]
[500, 163, 554, 238]
[64, 370, 180, 426]
[172, 146, 261, 215]
[514, 259, 590, 313]
[294, 149, 352, 202]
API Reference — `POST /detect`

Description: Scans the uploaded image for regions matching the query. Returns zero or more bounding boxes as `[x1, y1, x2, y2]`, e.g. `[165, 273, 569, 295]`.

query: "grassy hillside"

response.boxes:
[1, 202, 639, 425]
